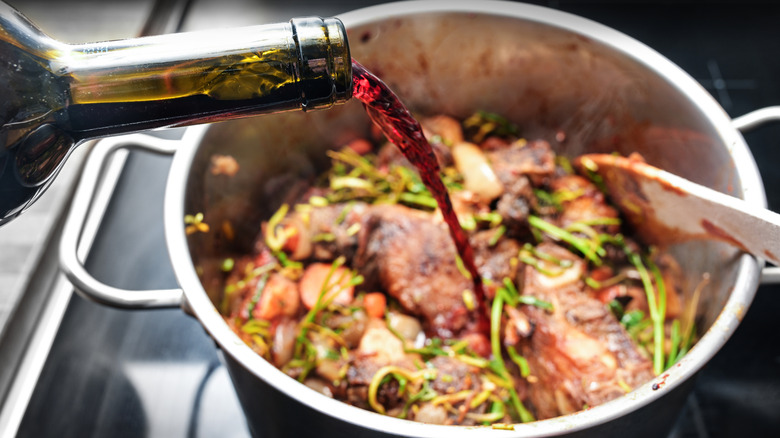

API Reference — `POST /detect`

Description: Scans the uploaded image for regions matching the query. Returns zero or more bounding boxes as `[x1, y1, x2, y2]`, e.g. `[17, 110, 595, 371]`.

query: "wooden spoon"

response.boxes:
[573, 153, 780, 266]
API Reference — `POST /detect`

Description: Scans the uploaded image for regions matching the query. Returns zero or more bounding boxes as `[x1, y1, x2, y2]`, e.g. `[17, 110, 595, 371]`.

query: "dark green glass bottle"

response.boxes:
[0, 2, 351, 225]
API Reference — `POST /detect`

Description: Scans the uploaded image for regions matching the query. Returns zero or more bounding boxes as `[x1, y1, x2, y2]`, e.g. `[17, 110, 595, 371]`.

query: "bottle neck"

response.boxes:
[56, 17, 352, 140]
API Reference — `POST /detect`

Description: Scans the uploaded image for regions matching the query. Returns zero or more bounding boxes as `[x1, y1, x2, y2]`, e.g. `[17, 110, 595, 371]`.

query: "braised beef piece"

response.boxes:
[354, 204, 472, 338]
[427, 356, 481, 395]
[516, 243, 654, 419]
[344, 355, 483, 420]
[424, 355, 488, 425]
[488, 139, 556, 187]
[345, 356, 404, 411]
[343, 319, 418, 412]
[495, 175, 536, 238]
[296, 202, 368, 261]
[487, 140, 556, 237]
[470, 230, 522, 288]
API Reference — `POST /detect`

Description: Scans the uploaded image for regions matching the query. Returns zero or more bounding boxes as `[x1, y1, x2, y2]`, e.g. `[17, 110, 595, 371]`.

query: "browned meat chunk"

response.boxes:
[487, 140, 555, 237]
[427, 355, 481, 395]
[471, 230, 522, 287]
[488, 139, 556, 187]
[517, 243, 654, 419]
[549, 175, 619, 233]
[495, 175, 536, 237]
[344, 319, 419, 411]
[354, 204, 473, 338]
[285, 202, 368, 261]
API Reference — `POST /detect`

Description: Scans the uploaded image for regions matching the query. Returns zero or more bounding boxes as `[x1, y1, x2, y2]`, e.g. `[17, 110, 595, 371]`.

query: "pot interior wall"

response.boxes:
[184, 11, 743, 371]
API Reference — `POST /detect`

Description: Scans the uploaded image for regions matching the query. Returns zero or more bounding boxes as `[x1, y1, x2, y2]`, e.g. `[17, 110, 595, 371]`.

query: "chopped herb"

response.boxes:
[533, 188, 562, 212]
[463, 110, 520, 143]
[555, 155, 575, 175]
[462, 289, 476, 311]
[528, 215, 603, 265]
[621, 310, 645, 329]
[470, 389, 493, 410]
[273, 250, 302, 271]
[331, 176, 377, 192]
[368, 366, 438, 415]
[617, 378, 632, 393]
[346, 223, 362, 236]
[265, 204, 294, 252]
[491, 423, 515, 431]
[335, 202, 355, 225]
[474, 211, 503, 228]
[459, 215, 477, 231]
[241, 318, 270, 336]
[221, 258, 235, 272]
[184, 212, 210, 235]
[516, 295, 554, 312]
[586, 271, 629, 290]
[454, 354, 490, 369]
[398, 192, 438, 209]
[313, 233, 336, 242]
[506, 345, 530, 378]
[490, 292, 535, 423]
[309, 195, 329, 207]
[608, 299, 625, 320]
[624, 246, 666, 375]
[478, 401, 506, 425]
[489, 225, 507, 247]
[578, 157, 607, 193]
[500, 277, 553, 311]
[666, 319, 681, 369]
[454, 255, 473, 280]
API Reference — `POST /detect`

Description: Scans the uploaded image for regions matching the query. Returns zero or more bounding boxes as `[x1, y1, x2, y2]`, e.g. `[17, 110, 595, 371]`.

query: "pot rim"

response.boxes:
[164, 1, 763, 436]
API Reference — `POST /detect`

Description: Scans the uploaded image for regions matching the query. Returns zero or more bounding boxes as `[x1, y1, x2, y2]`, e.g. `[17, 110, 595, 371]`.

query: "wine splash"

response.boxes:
[351, 60, 490, 335]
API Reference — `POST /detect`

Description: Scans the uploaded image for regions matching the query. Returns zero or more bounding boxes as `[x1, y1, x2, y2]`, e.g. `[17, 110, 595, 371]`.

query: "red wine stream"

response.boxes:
[351, 60, 490, 336]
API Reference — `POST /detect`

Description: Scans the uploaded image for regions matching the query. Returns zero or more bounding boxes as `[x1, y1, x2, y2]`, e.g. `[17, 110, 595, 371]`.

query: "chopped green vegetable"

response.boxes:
[463, 110, 520, 143]
[221, 258, 235, 272]
[489, 225, 507, 247]
[666, 319, 681, 369]
[528, 215, 603, 265]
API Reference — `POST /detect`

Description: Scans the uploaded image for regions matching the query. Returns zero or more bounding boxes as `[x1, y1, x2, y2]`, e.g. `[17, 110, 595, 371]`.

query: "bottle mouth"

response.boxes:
[291, 17, 353, 111]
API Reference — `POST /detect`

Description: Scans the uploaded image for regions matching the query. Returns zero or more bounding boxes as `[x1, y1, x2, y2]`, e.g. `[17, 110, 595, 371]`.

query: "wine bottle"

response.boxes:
[0, 2, 352, 225]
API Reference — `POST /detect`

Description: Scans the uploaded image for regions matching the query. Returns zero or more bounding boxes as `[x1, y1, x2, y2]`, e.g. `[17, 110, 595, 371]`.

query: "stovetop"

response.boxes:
[9, 2, 780, 437]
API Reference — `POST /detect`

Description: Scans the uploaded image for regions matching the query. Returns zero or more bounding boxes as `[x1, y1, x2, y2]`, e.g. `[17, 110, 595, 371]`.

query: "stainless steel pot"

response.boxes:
[60, 1, 780, 436]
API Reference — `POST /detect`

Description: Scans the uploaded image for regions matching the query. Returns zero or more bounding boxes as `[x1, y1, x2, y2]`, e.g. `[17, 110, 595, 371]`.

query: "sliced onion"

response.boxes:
[272, 318, 298, 367]
[285, 215, 312, 260]
[316, 359, 343, 383]
[452, 142, 504, 202]
[386, 311, 422, 341]
[422, 115, 464, 145]
[303, 378, 334, 397]
[414, 403, 449, 424]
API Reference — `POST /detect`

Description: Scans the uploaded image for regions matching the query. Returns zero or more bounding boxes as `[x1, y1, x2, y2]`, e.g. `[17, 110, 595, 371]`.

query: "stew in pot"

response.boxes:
[206, 112, 699, 426]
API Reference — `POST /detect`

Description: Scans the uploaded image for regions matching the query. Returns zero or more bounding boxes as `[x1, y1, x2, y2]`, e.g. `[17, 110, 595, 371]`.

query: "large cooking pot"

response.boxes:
[60, 1, 780, 437]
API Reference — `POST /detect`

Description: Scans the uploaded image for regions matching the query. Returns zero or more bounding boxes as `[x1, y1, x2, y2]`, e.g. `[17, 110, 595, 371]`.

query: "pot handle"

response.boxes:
[733, 106, 780, 284]
[60, 134, 185, 309]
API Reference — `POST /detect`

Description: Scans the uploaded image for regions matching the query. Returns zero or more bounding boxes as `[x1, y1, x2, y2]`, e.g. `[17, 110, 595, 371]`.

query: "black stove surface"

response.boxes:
[16, 2, 780, 437]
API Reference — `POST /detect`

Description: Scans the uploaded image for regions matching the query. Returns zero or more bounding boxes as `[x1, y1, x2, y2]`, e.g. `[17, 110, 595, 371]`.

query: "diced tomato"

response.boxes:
[299, 263, 355, 310]
[280, 224, 300, 254]
[253, 273, 300, 320]
[345, 138, 373, 155]
[461, 332, 491, 358]
[589, 266, 614, 284]
[363, 292, 386, 318]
